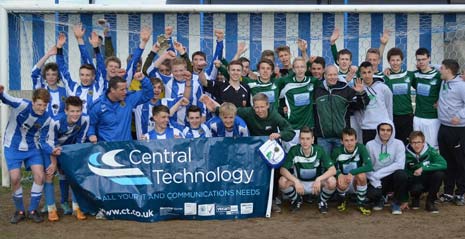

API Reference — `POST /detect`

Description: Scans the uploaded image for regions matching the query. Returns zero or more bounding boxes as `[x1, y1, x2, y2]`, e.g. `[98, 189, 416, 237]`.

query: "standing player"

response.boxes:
[278, 127, 337, 213]
[437, 59, 465, 205]
[332, 128, 373, 215]
[41, 96, 90, 221]
[412, 48, 442, 149]
[31, 46, 67, 118]
[1, 85, 51, 224]
[383, 48, 415, 145]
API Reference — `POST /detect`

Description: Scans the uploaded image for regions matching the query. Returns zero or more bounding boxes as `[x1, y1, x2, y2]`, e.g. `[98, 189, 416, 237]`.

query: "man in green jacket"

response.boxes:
[405, 131, 447, 213]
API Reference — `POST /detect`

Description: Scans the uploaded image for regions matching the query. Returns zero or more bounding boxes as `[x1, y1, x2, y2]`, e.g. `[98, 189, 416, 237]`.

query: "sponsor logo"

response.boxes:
[184, 203, 197, 216]
[88, 149, 152, 186]
[240, 203, 253, 215]
[198, 204, 215, 216]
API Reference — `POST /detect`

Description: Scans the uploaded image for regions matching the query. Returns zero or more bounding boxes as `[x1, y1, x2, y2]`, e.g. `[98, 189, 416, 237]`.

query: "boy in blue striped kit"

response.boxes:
[40, 96, 90, 221]
[0, 85, 51, 224]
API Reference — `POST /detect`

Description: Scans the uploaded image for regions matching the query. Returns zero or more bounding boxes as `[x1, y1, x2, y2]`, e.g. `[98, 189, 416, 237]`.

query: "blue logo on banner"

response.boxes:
[88, 149, 152, 186]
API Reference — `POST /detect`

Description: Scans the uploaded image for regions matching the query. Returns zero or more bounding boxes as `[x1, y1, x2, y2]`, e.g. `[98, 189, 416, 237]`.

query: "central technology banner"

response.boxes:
[58, 136, 272, 222]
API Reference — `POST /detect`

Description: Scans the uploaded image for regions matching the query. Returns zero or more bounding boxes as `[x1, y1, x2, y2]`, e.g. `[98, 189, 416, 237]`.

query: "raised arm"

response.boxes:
[31, 46, 57, 89]
[56, 33, 77, 93]
[142, 43, 160, 77]
[297, 39, 308, 62]
[233, 42, 248, 61]
[330, 28, 340, 65]
[125, 26, 152, 86]
[379, 29, 390, 58]
[73, 23, 93, 66]
[206, 29, 224, 77]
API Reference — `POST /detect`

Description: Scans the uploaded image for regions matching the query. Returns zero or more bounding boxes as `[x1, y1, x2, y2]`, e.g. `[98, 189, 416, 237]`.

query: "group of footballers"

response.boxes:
[1, 20, 465, 224]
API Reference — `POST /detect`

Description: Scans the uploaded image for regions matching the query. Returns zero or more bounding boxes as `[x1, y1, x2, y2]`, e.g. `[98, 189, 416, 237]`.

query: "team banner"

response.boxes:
[58, 136, 272, 222]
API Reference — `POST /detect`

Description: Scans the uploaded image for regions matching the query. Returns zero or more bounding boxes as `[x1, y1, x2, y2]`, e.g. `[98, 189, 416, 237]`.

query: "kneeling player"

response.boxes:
[147, 105, 184, 139]
[0, 85, 51, 224]
[332, 128, 373, 215]
[207, 102, 249, 137]
[183, 105, 212, 138]
[279, 127, 336, 213]
[405, 131, 446, 213]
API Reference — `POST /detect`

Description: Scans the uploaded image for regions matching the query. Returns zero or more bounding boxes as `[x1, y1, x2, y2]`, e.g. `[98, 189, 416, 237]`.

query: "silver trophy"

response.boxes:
[157, 34, 170, 55]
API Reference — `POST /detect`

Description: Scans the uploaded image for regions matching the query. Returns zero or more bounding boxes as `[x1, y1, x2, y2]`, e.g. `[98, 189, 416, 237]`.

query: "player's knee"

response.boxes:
[32, 172, 45, 184]
[354, 173, 367, 185]
[326, 176, 337, 189]
[278, 176, 289, 189]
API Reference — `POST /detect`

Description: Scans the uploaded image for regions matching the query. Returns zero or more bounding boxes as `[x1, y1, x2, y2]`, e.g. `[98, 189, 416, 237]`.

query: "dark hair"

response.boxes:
[42, 62, 60, 83]
[442, 59, 460, 75]
[187, 105, 202, 117]
[108, 76, 126, 90]
[65, 96, 83, 110]
[312, 57, 326, 68]
[300, 126, 314, 136]
[341, 128, 357, 140]
[359, 61, 373, 70]
[238, 57, 250, 64]
[105, 56, 122, 68]
[377, 122, 393, 132]
[415, 48, 430, 58]
[79, 64, 96, 75]
[150, 77, 163, 87]
[409, 131, 425, 142]
[387, 47, 404, 61]
[257, 58, 275, 72]
[152, 105, 169, 116]
[32, 88, 51, 103]
[337, 49, 353, 61]
[192, 51, 206, 61]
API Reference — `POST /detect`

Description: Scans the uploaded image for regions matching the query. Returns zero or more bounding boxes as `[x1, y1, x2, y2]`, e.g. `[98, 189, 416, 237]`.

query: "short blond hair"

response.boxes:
[219, 102, 237, 117]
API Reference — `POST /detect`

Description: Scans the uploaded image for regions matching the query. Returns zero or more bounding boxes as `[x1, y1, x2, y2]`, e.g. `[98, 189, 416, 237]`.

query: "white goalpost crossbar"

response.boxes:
[0, 3, 464, 187]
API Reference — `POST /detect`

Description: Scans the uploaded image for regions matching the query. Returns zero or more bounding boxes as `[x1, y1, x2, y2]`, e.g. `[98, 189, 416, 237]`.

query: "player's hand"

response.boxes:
[73, 23, 85, 39]
[433, 102, 438, 109]
[295, 181, 305, 195]
[140, 134, 147, 141]
[174, 41, 185, 55]
[116, 68, 126, 77]
[312, 179, 321, 195]
[309, 56, 317, 63]
[269, 133, 281, 141]
[451, 117, 461, 125]
[46, 46, 57, 56]
[413, 167, 423, 176]
[330, 27, 340, 45]
[345, 173, 353, 184]
[237, 42, 248, 55]
[140, 26, 152, 42]
[89, 135, 98, 144]
[0, 84, 4, 94]
[165, 26, 173, 38]
[380, 29, 391, 45]
[215, 29, 224, 42]
[52, 147, 62, 156]
[164, 50, 177, 60]
[56, 32, 67, 48]
[46, 162, 57, 176]
[133, 72, 144, 81]
[89, 31, 100, 48]
[297, 39, 307, 52]
[383, 68, 391, 76]
[400, 203, 409, 210]
[353, 78, 364, 92]
[200, 94, 219, 112]
[274, 65, 281, 77]
[248, 72, 258, 80]
[151, 43, 160, 53]
[214, 59, 222, 69]
[183, 70, 192, 82]
[179, 97, 190, 106]
[283, 106, 288, 115]
[198, 59, 208, 68]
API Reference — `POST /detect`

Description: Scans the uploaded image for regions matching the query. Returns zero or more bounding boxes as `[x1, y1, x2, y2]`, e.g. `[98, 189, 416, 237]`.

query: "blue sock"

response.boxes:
[59, 177, 69, 204]
[28, 182, 43, 212]
[12, 187, 25, 211]
[44, 182, 55, 207]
